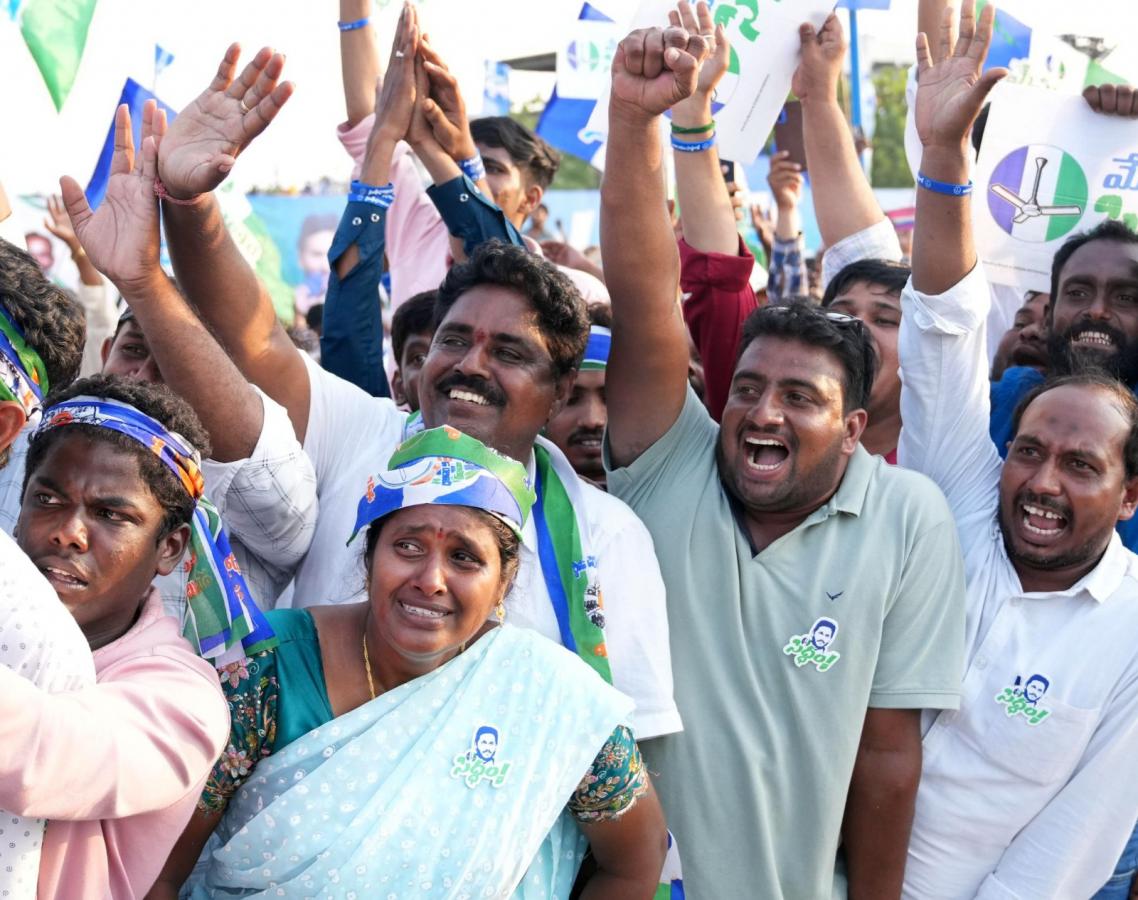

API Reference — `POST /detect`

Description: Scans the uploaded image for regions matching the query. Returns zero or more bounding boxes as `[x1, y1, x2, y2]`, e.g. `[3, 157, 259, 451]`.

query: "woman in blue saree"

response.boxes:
[153, 427, 667, 899]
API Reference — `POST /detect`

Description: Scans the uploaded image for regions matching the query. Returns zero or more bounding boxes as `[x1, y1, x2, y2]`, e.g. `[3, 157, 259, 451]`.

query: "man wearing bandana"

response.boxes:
[0, 238, 95, 900]
[0, 373, 231, 898]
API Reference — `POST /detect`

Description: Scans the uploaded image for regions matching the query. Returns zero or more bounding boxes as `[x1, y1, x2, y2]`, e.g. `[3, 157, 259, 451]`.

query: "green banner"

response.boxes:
[20, 0, 98, 111]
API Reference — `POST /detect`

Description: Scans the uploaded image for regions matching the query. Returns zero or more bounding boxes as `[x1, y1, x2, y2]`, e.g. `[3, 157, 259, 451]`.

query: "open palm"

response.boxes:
[158, 44, 293, 199]
[914, 2, 1006, 149]
[60, 104, 161, 292]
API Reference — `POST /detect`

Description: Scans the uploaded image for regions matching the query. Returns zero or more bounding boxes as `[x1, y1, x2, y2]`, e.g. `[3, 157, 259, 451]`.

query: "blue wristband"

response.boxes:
[916, 172, 973, 196]
[459, 154, 486, 182]
[338, 17, 369, 31]
[348, 180, 395, 209]
[671, 133, 716, 153]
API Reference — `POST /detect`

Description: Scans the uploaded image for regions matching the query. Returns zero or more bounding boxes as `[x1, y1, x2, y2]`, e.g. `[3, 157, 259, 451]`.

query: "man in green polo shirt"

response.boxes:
[599, 16, 967, 899]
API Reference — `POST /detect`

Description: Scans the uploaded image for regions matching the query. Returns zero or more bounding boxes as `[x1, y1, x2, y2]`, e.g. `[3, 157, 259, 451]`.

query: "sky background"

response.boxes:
[1, 0, 1132, 196]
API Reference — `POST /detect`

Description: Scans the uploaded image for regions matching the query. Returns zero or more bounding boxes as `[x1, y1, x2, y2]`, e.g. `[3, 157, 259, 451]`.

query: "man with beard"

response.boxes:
[896, 7, 1138, 895]
[987, 221, 1138, 554]
[599, 10, 967, 898]
[545, 303, 610, 488]
[147, 21, 681, 743]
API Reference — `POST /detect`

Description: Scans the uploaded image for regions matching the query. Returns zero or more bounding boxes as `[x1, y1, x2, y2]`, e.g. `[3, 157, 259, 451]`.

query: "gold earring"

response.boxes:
[495, 601, 506, 624]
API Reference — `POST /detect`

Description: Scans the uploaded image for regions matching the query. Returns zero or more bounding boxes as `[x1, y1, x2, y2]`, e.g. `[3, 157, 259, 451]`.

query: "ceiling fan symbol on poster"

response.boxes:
[990, 156, 1083, 224]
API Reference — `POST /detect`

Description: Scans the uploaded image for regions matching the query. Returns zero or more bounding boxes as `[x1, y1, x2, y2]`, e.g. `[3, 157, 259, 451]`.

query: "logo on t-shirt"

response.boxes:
[994, 673, 1051, 726]
[782, 617, 841, 672]
[451, 724, 512, 787]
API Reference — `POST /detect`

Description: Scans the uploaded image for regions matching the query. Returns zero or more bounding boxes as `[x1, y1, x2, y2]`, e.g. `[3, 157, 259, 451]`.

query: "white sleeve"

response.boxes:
[592, 496, 683, 741]
[986, 282, 1028, 365]
[904, 63, 922, 188]
[820, 219, 904, 291]
[897, 264, 1003, 541]
[300, 350, 404, 485]
[201, 389, 318, 600]
[75, 281, 118, 378]
[974, 673, 1138, 899]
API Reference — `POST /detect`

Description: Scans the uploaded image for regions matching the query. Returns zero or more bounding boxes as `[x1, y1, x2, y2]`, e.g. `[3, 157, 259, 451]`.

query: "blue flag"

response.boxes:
[86, 78, 177, 209]
[154, 43, 175, 78]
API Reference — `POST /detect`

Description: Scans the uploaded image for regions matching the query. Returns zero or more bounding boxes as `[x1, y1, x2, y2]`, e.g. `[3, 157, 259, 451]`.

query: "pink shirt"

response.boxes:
[337, 117, 609, 308]
[0, 589, 229, 899]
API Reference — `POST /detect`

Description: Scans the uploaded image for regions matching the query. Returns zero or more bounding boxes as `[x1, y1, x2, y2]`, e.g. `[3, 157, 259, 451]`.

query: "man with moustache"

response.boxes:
[598, 12, 967, 898]
[545, 303, 611, 488]
[896, 7, 1138, 895]
[145, 34, 681, 742]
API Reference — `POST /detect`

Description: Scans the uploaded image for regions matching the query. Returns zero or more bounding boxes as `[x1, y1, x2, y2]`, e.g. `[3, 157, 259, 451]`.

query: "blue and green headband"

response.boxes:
[581, 325, 610, 371]
[0, 306, 49, 422]
[350, 425, 536, 543]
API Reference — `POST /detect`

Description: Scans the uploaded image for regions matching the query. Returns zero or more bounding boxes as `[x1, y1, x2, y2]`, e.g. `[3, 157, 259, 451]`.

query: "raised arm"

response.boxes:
[61, 102, 263, 461]
[796, 14, 883, 249]
[765, 152, 807, 305]
[339, 0, 382, 127]
[896, 2, 1007, 521]
[602, 25, 709, 467]
[668, 2, 735, 255]
[156, 45, 310, 437]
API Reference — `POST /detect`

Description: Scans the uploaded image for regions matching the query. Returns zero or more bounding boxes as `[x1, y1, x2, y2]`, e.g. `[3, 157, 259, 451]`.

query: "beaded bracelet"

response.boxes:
[338, 17, 369, 31]
[671, 134, 716, 153]
[459, 154, 486, 183]
[916, 172, 973, 197]
[348, 180, 395, 208]
[671, 120, 715, 135]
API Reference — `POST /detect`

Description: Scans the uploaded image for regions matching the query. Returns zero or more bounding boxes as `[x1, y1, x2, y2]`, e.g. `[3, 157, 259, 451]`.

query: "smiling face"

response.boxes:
[718, 337, 864, 519]
[826, 281, 901, 419]
[17, 433, 189, 649]
[544, 369, 606, 485]
[1049, 240, 1138, 379]
[1025, 678, 1047, 703]
[367, 505, 507, 665]
[101, 319, 163, 384]
[999, 384, 1138, 590]
[419, 285, 572, 463]
[992, 291, 1050, 380]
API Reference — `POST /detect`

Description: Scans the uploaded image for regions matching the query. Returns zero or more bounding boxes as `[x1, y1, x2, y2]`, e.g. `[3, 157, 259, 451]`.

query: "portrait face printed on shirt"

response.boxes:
[825, 281, 901, 420]
[101, 319, 163, 384]
[17, 432, 190, 650]
[1047, 240, 1138, 383]
[474, 726, 499, 762]
[719, 336, 864, 519]
[991, 291, 1050, 381]
[1000, 383, 1138, 589]
[1024, 675, 1049, 704]
[544, 369, 606, 487]
[366, 505, 507, 665]
[419, 284, 573, 465]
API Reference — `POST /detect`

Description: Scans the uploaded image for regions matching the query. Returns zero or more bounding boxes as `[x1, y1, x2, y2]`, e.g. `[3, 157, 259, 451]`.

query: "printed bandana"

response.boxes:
[0, 306, 49, 423]
[349, 425, 536, 542]
[35, 397, 277, 662]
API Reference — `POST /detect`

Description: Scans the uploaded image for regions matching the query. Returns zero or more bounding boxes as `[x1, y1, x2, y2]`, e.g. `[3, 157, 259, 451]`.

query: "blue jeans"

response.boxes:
[1095, 820, 1138, 899]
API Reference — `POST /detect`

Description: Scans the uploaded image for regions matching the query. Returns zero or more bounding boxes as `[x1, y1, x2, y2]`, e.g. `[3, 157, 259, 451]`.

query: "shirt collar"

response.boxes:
[519, 450, 539, 554]
[826, 444, 875, 518]
[1065, 531, 1129, 604]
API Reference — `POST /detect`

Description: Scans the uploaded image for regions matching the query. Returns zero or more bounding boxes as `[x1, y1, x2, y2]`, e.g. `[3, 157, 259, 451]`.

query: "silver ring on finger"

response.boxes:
[239, 99, 251, 113]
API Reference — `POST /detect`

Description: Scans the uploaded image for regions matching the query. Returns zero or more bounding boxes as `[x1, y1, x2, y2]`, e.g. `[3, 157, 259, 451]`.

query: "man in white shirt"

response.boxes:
[140, 43, 681, 741]
[898, 8, 1138, 896]
[0, 237, 95, 898]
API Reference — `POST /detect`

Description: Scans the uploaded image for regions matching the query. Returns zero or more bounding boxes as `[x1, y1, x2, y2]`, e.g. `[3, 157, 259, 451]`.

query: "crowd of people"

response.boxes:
[1, 0, 1138, 897]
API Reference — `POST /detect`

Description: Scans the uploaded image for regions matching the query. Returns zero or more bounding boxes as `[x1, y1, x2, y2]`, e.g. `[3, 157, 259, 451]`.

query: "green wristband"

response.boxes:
[670, 120, 715, 135]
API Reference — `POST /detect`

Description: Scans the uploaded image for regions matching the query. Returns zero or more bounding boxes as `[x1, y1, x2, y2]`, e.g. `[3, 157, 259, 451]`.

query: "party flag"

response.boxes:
[19, 0, 98, 110]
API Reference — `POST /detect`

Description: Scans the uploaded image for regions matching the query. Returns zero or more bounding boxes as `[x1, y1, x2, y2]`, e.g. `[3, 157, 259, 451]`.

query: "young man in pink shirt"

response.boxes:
[0, 374, 230, 899]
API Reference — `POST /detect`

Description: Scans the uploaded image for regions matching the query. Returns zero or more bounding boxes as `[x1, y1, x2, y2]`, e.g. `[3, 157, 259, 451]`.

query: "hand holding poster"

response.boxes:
[973, 82, 1138, 293]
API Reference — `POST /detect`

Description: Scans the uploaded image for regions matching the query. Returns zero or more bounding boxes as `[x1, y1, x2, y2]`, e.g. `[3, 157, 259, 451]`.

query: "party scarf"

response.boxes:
[580, 326, 610, 371]
[401, 414, 612, 682]
[0, 305, 49, 422]
[35, 398, 276, 662]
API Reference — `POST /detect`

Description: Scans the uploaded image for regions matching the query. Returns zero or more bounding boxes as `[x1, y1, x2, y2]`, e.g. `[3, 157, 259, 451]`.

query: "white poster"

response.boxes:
[557, 19, 623, 100]
[973, 82, 1138, 294]
[583, 0, 833, 164]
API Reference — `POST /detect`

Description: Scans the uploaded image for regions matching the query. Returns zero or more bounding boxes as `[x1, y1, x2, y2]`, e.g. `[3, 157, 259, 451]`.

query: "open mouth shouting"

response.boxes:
[743, 435, 791, 476]
[1018, 499, 1071, 543]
